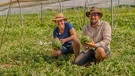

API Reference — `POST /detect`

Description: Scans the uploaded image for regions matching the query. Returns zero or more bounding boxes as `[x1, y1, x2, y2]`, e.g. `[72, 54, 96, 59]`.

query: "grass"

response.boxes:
[0, 6, 135, 76]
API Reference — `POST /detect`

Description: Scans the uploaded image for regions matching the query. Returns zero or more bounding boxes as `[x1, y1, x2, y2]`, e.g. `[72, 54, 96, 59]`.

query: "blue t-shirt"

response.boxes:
[53, 22, 73, 47]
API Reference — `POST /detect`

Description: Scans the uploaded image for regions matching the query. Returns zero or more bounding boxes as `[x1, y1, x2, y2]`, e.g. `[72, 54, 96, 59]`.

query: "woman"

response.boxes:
[51, 13, 80, 58]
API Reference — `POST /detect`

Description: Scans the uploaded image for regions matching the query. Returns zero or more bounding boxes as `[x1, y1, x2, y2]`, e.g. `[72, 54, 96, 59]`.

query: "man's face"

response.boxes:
[88, 13, 100, 25]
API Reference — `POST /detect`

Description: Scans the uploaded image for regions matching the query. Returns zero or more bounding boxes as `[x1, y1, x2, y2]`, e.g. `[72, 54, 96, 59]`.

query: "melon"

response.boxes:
[52, 39, 62, 49]
[81, 36, 91, 44]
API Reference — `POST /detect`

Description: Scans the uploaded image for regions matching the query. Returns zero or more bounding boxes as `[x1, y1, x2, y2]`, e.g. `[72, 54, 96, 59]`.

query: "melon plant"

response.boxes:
[52, 39, 62, 49]
[81, 36, 91, 44]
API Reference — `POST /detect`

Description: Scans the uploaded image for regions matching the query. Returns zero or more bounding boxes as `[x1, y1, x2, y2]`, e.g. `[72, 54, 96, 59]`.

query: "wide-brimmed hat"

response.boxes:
[52, 13, 67, 22]
[86, 6, 103, 18]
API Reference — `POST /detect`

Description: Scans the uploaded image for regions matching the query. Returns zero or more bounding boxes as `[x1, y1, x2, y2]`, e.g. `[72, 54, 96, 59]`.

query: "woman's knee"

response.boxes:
[51, 50, 61, 57]
[72, 38, 81, 58]
[72, 38, 81, 46]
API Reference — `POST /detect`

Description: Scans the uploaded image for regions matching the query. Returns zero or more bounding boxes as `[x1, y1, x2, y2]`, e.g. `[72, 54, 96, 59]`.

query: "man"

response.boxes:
[51, 13, 81, 58]
[73, 6, 111, 66]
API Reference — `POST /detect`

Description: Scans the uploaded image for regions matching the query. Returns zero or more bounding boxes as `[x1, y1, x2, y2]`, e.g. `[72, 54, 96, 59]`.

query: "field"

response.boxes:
[0, 7, 135, 76]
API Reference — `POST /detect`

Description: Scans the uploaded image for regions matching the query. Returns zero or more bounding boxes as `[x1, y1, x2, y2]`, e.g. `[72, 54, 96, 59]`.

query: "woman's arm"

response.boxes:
[60, 28, 77, 44]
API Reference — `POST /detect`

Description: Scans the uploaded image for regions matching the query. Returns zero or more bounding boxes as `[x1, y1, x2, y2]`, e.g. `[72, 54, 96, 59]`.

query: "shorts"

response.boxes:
[60, 45, 74, 54]
[73, 46, 110, 66]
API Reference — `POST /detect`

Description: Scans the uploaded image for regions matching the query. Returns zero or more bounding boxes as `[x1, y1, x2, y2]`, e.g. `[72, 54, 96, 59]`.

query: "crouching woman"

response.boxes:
[51, 13, 81, 58]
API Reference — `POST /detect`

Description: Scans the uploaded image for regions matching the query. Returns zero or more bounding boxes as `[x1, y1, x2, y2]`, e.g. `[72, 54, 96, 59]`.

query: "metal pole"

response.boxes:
[41, 2, 43, 24]
[9, 3, 12, 27]
[0, 0, 12, 50]
[49, 0, 53, 12]
[83, 0, 88, 26]
[17, 0, 23, 27]
[118, 0, 120, 14]
[58, 0, 62, 13]
[128, 3, 130, 12]
[111, 0, 113, 29]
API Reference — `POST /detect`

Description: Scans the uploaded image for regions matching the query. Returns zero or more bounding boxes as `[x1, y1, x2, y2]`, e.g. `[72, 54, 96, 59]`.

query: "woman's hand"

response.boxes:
[60, 39, 66, 44]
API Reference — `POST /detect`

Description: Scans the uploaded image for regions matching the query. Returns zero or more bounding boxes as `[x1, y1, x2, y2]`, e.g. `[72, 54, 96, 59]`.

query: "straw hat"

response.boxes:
[86, 6, 103, 18]
[52, 13, 67, 22]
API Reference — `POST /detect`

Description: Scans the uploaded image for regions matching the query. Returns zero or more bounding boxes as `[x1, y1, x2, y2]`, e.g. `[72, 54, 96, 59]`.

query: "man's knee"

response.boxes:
[95, 47, 106, 61]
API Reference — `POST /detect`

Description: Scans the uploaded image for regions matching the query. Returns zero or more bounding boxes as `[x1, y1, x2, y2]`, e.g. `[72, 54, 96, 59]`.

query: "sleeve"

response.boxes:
[53, 29, 58, 38]
[66, 22, 73, 30]
[95, 22, 111, 47]
[82, 26, 86, 36]
[82, 25, 88, 36]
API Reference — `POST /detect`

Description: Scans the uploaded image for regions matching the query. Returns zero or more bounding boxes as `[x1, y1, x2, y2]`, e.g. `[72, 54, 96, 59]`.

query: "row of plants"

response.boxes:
[0, 7, 135, 76]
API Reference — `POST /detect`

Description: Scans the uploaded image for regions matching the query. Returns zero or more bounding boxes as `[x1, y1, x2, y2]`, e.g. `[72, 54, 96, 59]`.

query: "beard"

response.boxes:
[90, 19, 98, 25]
[90, 19, 99, 28]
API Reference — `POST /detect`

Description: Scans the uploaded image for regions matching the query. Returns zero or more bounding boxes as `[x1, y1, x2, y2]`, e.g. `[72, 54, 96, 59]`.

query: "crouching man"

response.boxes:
[73, 6, 111, 66]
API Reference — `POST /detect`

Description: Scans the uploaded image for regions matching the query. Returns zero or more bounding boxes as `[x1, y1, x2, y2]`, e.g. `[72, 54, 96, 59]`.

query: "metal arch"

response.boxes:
[0, 0, 13, 50]
[58, 0, 63, 13]
[16, 0, 23, 28]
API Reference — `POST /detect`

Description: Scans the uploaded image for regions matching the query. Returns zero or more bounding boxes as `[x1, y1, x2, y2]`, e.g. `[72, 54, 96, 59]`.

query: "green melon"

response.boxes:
[81, 36, 91, 44]
[52, 39, 62, 49]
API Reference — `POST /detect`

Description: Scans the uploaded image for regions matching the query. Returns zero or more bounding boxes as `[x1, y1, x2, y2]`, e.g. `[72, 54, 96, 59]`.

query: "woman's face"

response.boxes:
[55, 19, 65, 27]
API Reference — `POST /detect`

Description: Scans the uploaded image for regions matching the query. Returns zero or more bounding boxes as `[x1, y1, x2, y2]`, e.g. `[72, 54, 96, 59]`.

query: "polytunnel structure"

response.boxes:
[0, 0, 135, 27]
[0, 0, 135, 75]
[0, 0, 135, 15]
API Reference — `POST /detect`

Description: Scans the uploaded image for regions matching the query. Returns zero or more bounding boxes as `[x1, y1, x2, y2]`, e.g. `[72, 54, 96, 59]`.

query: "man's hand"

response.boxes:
[85, 39, 96, 48]
[82, 43, 89, 47]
